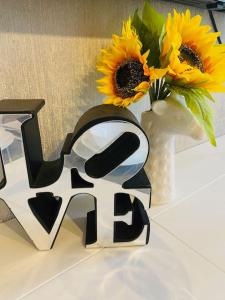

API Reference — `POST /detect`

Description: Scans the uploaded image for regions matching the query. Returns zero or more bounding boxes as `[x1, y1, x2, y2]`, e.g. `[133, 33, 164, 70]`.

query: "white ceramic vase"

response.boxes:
[141, 111, 175, 205]
[141, 94, 205, 205]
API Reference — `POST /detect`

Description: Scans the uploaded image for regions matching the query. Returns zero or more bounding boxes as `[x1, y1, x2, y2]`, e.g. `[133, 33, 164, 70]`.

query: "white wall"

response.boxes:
[0, 0, 225, 221]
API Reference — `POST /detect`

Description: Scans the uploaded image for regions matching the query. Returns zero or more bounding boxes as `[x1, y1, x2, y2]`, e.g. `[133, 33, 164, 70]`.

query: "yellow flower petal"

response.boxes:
[96, 17, 168, 107]
[161, 9, 225, 91]
[134, 81, 150, 93]
[149, 67, 168, 80]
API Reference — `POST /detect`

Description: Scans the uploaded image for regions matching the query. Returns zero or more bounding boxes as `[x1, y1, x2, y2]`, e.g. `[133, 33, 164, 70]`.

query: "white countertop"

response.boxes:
[1, 137, 225, 300]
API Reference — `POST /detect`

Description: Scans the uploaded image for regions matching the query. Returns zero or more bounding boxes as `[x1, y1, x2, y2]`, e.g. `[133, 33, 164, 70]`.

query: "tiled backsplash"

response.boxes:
[0, 0, 224, 222]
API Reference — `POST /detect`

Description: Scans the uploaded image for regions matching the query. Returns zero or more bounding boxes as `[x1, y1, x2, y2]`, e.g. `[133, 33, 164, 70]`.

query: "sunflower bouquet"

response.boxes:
[96, 2, 225, 146]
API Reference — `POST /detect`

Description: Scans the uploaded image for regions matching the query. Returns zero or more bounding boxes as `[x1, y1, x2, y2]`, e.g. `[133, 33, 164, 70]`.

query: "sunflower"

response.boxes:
[97, 18, 167, 107]
[161, 9, 225, 92]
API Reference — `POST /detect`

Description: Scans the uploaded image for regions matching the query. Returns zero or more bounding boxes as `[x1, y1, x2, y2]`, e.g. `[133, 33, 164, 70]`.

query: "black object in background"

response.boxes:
[162, 0, 223, 43]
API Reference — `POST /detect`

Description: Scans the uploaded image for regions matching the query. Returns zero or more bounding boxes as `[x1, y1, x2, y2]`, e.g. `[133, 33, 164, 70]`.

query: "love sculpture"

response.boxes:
[0, 99, 151, 250]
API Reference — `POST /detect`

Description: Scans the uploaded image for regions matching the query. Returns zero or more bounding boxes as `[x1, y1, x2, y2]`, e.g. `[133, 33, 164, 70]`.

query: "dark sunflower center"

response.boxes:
[179, 44, 204, 72]
[115, 60, 149, 98]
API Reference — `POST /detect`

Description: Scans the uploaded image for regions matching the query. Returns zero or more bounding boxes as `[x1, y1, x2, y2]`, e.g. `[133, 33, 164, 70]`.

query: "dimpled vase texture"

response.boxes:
[141, 111, 175, 205]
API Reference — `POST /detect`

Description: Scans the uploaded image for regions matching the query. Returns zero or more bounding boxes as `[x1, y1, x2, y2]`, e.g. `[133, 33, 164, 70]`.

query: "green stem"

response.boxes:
[149, 88, 154, 108]
[149, 79, 171, 108]
[159, 82, 170, 100]
[155, 79, 160, 100]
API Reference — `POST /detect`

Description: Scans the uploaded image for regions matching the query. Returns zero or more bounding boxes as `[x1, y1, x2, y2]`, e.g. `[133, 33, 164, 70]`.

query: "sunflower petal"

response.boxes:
[150, 67, 168, 80]
[96, 17, 154, 107]
[161, 9, 225, 91]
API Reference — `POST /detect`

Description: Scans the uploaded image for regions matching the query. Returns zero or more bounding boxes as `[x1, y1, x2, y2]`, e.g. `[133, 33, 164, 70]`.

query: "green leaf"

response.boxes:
[142, 2, 165, 37]
[132, 2, 165, 67]
[166, 77, 217, 102]
[198, 88, 215, 103]
[168, 85, 216, 146]
[132, 11, 156, 65]
[187, 97, 216, 146]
